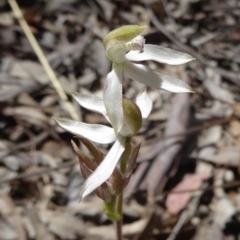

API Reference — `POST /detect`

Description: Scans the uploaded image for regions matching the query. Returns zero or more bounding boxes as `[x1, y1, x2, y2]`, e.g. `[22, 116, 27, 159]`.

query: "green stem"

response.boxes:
[115, 138, 131, 240]
[115, 208, 123, 240]
[104, 196, 121, 221]
[104, 138, 132, 239]
[120, 137, 131, 173]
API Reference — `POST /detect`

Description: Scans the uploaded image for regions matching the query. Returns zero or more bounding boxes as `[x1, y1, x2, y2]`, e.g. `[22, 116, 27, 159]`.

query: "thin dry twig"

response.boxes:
[8, 0, 79, 121]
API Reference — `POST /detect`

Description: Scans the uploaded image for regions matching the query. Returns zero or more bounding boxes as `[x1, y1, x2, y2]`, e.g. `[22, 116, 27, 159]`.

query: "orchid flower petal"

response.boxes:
[79, 135, 126, 200]
[136, 89, 153, 120]
[104, 65, 123, 133]
[126, 44, 195, 65]
[124, 62, 194, 93]
[72, 92, 106, 116]
[54, 118, 116, 144]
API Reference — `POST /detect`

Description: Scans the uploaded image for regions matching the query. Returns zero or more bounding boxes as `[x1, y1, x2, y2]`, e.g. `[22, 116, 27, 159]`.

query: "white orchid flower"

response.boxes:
[103, 25, 195, 134]
[54, 90, 152, 201]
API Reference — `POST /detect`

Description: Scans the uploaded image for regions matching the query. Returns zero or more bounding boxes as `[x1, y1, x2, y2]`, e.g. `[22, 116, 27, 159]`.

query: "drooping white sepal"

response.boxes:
[124, 62, 194, 93]
[54, 118, 116, 144]
[72, 92, 106, 116]
[126, 44, 195, 65]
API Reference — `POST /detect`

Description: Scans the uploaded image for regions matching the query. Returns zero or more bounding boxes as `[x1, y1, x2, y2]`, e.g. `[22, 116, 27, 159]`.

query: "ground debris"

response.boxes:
[0, 0, 240, 239]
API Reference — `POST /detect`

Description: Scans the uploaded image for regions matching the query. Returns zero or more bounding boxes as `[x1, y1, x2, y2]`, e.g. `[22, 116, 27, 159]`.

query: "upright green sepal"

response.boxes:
[104, 25, 147, 63]
[103, 25, 147, 49]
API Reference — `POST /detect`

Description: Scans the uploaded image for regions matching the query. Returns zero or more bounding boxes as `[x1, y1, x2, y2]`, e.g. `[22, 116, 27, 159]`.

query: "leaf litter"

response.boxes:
[1, 0, 240, 239]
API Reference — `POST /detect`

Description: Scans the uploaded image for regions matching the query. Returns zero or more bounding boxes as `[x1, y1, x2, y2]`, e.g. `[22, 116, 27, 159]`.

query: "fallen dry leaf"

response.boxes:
[166, 174, 210, 215]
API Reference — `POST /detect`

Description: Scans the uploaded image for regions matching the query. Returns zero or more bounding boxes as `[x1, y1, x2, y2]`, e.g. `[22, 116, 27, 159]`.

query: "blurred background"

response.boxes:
[0, 0, 240, 239]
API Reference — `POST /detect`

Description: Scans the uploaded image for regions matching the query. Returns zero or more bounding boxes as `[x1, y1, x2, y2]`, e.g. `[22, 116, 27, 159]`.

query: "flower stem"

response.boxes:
[120, 138, 131, 173]
[115, 216, 123, 240]
[115, 193, 123, 240]
[104, 196, 121, 221]
[115, 138, 131, 240]
[105, 138, 131, 239]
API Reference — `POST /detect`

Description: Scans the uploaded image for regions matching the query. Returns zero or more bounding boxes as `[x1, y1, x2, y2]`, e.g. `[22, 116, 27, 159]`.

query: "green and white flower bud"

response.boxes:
[103, 25, 146, 64]
[120, 97, 142, 137]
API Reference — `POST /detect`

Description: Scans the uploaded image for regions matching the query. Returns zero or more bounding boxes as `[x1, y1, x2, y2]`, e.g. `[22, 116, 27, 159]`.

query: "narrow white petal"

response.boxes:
[124, 62, 194, 93]
[79, 136, 126, 200]
[104, 66, 123, 133]
[72, 92, 106, 116]
[136, 89, 153, 120]
[54, 118, 116, 144]
[126, 44, 195, 65]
